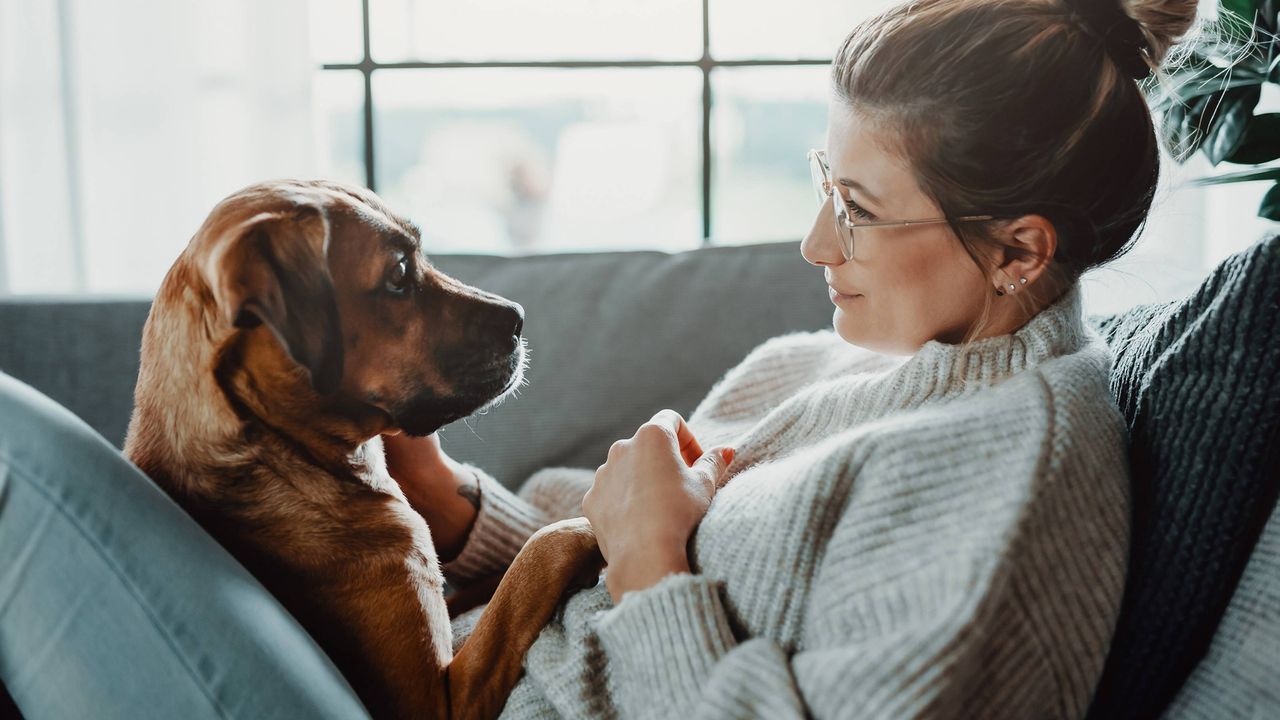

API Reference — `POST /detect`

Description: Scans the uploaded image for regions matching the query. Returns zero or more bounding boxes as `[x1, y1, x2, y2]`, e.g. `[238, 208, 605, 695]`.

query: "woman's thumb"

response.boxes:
[695, 446, 736, 481]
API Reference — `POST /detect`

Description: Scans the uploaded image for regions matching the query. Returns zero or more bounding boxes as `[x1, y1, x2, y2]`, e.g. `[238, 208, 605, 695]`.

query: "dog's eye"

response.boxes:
[385, 257, 410, 295]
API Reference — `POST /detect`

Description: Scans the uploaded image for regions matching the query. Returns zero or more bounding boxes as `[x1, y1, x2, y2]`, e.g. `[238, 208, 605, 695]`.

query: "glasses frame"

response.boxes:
[808, 149, 996, 261]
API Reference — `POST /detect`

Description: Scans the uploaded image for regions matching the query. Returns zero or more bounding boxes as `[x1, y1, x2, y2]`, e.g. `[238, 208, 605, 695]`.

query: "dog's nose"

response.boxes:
[511, 304, 524, 338]
[484, 301, 524, 353]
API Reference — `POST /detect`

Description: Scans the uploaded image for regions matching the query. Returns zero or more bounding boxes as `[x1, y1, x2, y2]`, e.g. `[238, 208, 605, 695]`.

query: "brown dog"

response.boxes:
[123, 179, 601, 719]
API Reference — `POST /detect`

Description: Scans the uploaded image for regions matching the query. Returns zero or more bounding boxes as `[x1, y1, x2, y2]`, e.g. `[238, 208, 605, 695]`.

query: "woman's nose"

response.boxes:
[801, 197, 844, 267]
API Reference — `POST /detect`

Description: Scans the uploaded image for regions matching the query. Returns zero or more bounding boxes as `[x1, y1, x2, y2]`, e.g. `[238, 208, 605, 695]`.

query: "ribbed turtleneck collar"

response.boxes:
[894, 279, 1090, 396]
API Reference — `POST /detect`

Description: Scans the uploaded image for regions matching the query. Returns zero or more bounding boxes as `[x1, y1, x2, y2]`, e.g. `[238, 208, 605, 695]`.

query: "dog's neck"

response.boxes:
[215, 327, 398, 479]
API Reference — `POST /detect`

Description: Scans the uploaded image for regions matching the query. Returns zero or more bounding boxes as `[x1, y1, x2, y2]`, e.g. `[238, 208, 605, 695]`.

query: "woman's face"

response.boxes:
[801, 101, 994, 355]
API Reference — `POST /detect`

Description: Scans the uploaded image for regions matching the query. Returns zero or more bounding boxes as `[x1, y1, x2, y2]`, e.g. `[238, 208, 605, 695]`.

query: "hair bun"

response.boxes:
[1063, 0, 1152, 78]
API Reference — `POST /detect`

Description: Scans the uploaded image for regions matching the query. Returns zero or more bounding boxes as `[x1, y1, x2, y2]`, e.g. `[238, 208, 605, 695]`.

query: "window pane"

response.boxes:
[711, 66, 828, 246]
[307, 0, 363, 64]
[709, 0, 898, 60]
[369, 0, 701, 62]
[313, 71, 365, 187]
[373, 68, 701, 254]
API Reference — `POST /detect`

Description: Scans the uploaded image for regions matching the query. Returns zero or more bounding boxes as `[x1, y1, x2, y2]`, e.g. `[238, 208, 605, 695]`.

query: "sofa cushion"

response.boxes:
[1084, 232, 1280, 720]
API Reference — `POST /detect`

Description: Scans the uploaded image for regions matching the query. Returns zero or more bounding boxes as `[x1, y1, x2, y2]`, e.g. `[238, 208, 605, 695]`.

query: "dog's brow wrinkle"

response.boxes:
[381, 232, 415, 255]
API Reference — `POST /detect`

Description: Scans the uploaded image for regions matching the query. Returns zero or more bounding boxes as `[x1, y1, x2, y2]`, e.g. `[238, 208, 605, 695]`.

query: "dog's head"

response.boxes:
[190, 179, 526, 439]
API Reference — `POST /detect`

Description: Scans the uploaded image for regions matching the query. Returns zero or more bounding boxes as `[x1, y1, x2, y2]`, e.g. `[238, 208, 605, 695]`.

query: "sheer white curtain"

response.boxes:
[0, 0, 317, 295]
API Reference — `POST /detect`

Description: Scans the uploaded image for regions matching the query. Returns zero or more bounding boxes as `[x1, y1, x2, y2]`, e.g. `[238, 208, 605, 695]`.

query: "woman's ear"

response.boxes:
[994, 213, 1057, 284]
[206, 205, 345, 395]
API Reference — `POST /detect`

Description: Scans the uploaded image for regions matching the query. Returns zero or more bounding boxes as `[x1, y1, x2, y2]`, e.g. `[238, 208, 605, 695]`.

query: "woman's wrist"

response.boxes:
[605, 544, 692, 603]
[395, 454, 482, 562]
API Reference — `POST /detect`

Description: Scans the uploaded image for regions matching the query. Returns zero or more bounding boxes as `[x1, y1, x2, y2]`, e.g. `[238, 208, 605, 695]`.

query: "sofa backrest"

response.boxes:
[0, 298, 151, 451]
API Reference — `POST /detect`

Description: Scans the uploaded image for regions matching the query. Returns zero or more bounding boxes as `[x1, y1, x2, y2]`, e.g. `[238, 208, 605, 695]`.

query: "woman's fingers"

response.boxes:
[692, 446, 736, 492]
[649, 409, 703, 466]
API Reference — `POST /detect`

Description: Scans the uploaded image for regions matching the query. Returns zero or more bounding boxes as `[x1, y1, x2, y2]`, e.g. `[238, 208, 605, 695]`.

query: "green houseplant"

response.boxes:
[1148, 0, 1280, 219]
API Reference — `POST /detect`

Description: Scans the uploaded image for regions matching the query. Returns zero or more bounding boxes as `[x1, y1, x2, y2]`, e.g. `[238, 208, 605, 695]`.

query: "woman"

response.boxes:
[384, 0, 1200, 717]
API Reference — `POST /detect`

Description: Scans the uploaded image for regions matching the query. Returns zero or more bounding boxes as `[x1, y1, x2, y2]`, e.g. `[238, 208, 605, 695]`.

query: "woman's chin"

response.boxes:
[832, 313, 862, 345]
[833, 313, 909, 355]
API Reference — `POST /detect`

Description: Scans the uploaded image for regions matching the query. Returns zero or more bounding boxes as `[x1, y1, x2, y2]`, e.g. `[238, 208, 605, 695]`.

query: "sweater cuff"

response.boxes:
[440, 463, 550, 585]
[595, 573, 737, 711]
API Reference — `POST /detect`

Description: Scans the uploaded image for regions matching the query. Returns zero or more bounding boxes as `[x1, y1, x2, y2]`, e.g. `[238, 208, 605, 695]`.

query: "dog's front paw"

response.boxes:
[528, 516, 595, 548]
[526, 517, 603, 593]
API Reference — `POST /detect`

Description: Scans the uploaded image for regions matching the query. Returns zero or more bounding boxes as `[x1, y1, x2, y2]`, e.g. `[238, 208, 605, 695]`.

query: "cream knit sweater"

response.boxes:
[443, 279, 1131, 719]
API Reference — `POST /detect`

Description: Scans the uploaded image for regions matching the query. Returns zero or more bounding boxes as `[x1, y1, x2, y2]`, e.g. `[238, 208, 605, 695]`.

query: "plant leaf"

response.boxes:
[1260, 182, 1280, 220]
[1226, 113, 1280, 164]
[1162, 100, 1194, 157]
[1220, 0, 1258, 24]
[1146, 62, 1264, 117]
[1163, 91, 1224, 158]
[1259, 0, 1279, 33]
[1190, 165, 1280, 185]
[1204, 84, 1263, 164]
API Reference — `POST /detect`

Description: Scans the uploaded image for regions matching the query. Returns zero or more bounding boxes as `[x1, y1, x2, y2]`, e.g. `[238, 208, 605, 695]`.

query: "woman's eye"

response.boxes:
[845, 199, 875, 222]
[385, 257, 410, 295]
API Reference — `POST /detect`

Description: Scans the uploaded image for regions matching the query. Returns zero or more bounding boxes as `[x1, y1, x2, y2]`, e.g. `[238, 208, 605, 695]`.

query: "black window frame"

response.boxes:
[320, 0, 831, 245]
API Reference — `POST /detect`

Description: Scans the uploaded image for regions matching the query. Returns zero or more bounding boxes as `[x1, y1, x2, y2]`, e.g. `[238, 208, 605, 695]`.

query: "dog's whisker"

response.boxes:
[461, 416, 484, 441]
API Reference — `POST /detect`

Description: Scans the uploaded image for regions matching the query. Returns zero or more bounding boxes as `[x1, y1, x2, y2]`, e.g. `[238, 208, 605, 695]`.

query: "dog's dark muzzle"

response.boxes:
[395, 298, 526, 436]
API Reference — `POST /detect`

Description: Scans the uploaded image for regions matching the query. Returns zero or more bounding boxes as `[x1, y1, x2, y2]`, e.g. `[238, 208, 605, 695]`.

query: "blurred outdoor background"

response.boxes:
[1, 0, 1275, 315]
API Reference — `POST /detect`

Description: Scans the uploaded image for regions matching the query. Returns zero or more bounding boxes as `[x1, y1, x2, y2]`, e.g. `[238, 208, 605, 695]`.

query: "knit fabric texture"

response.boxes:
[444, 279, 1132, 719]
[1084, 233, 1280, 720]
[1162, 501, 1280, 719]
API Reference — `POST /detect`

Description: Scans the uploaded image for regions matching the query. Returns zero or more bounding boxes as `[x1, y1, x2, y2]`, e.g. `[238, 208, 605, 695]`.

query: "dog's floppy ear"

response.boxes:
[209, 205, 344, 395]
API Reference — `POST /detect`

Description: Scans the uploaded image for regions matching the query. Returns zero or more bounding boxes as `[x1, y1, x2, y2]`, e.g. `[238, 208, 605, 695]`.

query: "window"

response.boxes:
[313, 0, 889, 254]
[1, 0, 1274, 312]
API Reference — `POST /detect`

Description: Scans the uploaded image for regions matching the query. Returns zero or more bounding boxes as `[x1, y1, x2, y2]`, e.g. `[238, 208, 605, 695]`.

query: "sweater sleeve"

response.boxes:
[441, 463, 596, 585]
[594, 531, 1076, 720]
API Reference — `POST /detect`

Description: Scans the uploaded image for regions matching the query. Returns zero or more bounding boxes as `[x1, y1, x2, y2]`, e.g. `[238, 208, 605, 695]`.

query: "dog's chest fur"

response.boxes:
[161, 431, 453, 664]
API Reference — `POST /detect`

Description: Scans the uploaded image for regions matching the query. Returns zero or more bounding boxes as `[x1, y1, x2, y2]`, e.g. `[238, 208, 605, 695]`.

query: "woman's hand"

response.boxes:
[381, 431, 480, 562]
[582, 409, 735, 603]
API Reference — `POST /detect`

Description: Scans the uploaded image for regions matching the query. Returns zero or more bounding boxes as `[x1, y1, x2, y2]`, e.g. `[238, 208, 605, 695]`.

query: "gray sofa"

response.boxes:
[1, 238, 1277, 718]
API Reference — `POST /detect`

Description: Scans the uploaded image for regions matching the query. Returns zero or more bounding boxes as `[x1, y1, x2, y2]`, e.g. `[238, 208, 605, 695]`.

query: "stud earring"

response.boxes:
[996, 277, 1030, 296]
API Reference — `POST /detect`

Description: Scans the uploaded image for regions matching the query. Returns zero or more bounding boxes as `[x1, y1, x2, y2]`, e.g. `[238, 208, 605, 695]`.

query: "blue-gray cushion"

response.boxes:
[0, 372, 369, 719]
[1084, 232, 1280, 720]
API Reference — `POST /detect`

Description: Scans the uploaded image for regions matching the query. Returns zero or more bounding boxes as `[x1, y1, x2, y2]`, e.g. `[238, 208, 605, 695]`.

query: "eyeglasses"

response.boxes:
[807, 149, 996, 261]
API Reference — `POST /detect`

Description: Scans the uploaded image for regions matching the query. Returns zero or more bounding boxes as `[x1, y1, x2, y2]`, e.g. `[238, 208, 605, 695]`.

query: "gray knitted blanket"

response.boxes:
[1085, 233, 1280, 720]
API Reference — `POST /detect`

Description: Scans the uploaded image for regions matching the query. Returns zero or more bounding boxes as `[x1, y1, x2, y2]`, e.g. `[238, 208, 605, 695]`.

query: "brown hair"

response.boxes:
[830, 0, 1203, 348]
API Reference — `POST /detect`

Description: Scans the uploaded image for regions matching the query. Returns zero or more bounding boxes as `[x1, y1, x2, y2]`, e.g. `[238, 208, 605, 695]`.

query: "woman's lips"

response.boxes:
[828, 286, 863, 304]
